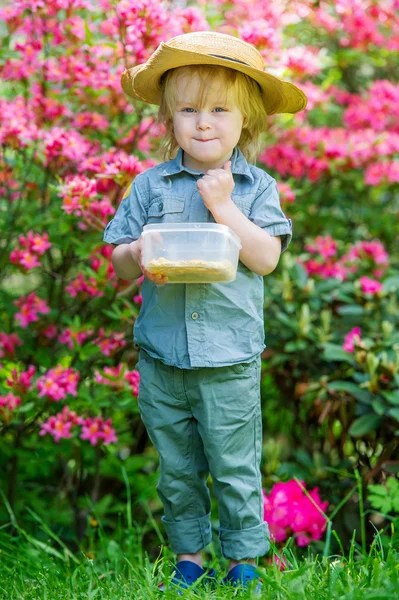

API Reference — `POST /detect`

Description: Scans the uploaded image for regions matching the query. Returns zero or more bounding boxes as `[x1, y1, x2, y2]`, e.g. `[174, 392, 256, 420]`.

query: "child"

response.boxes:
[103, 31, 307, 594]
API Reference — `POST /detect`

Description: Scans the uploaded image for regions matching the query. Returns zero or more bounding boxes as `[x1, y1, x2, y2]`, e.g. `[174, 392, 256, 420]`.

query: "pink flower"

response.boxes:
[36, 366, 79, 401]
[13, 293, 50, 327]
[6, 365, 36, 394]
[278, 182, 296, 204]
[263, 480, 328, 547]
[124, 369, 140, 397]
[80, 416, 117, 446]
[0, 332, 23, 358]
[0, 392, 21, 411]
[305, 235, 337, 259]
[133, 294, 143, 305]
[359, 276, 383, 295]
[40, 405, 85, 443]
[343, 327, 362, 352]
[93, 329, 127, 356]
[40, 417, 73, 442]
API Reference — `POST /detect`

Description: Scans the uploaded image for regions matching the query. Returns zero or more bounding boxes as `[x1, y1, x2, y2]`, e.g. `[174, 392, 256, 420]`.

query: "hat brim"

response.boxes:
[121, 42, 307, 115]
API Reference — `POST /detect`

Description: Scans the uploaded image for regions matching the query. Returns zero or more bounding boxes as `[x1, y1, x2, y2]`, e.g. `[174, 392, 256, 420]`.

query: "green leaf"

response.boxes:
[322, 344, 356, 364]
[284, 341, 308, 352]
[388, 408, 399, 422]
[372, 398, 387, 415]
[382, 390, 399, 406]
[382, 277, 399, 293]
[349, 414, 381, 436]
[327, 381, 374, 404]
[336, 305, 366, 316]
[368, 494, 392, 514]
[367, 484, 386, 497]
[106, 540, 123, 561]
[275, 312, 298, 330]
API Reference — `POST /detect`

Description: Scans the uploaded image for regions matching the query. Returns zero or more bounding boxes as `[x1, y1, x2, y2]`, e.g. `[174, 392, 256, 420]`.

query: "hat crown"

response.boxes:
[166, 31, 265, 72]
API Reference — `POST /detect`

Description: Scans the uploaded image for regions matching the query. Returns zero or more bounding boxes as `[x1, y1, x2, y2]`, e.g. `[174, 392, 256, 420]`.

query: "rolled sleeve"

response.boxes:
[103, 180, 147, 245]
[249, 178, 292, 253]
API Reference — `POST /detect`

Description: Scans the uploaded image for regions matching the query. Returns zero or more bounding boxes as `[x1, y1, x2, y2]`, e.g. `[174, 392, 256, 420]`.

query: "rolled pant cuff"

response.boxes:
[161, 513, 212, 554]
[219, 521, 270, 560]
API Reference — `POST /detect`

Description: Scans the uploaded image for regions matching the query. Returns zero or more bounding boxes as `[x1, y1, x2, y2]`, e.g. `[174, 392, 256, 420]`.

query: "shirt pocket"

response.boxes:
[147, 195, 185, 223]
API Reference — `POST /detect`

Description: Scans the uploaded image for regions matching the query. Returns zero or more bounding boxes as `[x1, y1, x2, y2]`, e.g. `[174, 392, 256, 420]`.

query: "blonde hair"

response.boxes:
[157, 64, 268, 164]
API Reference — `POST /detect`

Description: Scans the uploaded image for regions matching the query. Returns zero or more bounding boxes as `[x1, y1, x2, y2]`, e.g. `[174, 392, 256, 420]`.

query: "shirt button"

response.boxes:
[191, 312, 199, 320]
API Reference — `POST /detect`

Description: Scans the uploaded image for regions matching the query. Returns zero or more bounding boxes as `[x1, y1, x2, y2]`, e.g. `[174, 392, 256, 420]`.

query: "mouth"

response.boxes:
[194, 139, 215, 142]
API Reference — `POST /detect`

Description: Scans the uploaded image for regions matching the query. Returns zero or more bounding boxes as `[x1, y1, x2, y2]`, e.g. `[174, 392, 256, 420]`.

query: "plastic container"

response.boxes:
[142, 223, 242, 283]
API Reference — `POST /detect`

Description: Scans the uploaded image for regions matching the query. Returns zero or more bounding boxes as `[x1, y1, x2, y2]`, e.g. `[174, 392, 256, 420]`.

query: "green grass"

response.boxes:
[1, 519, 398, 600]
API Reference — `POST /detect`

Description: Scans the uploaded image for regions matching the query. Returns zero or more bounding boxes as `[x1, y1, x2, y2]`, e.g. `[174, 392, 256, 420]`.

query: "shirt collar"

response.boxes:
[160, 146, 254, 184]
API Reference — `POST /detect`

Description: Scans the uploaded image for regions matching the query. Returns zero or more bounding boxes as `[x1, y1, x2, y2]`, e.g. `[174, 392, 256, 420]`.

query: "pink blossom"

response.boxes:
[65, 273, 104, 298]
[93, 329, 127, 356]
[6, 365, 36, 394]
[0, 392, 21, 411]
[36, 366, 80, 401]
[95, 364, 140, 397]
[133, 294, 143, 306]
[80, 415, 117, 446]
[58, 328, 90, 350]
[40, 405, 84, 443]
[359, 276, 383, 295]
[40, 324, 58, 339]
[343, 327, 362, 352]
[124, 369, 140, 397]
[305, 235, 337, 259]
[13, 293, 51, 327]
[263, 480, 328, 547]
[278, 182, 295, 204]
[40, 417, 73, 442]
[0, 332, 23, 358]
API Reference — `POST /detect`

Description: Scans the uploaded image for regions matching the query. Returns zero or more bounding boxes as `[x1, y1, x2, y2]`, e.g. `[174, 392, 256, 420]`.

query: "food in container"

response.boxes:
[142, 223, 242, 284]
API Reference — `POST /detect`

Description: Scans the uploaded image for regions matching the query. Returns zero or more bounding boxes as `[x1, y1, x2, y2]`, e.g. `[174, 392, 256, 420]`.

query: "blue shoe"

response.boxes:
[222, 563, 263, 595]
[158, 560, 217, 595]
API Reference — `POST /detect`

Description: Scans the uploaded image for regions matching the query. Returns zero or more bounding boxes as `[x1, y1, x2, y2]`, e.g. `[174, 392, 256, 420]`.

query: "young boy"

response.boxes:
[103, 31, 307, 594]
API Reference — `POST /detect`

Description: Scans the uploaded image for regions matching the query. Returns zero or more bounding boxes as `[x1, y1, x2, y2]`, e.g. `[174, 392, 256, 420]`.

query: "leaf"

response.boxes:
[275, 312, 298, 330]
[322, 344, 356, 364]
[327, 381, 374, 404]
[367, 484, 386, 497]
[368, 494, 392, 514]
[381, 390, 399, 406]
[372, 398, 387, 415]
[349, 414, 381, 436]
[107, 540, 123, 561]
[336, 305, 366, 316]
[293, 263, 308, 287]
[388, 408, 399, 422]
[284, 341, 308, 352]
[382, 276, 399, 293]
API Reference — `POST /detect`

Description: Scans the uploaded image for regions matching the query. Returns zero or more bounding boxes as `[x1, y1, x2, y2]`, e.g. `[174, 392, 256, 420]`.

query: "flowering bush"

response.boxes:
[0, 0, 398, 554]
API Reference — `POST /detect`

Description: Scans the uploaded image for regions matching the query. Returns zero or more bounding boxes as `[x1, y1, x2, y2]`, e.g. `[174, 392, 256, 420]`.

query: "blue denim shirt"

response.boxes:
[103, 146, 292, 369]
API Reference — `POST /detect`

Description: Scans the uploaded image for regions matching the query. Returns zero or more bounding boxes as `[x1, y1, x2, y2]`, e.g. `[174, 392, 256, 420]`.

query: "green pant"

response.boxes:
[136, 349, 270, 561]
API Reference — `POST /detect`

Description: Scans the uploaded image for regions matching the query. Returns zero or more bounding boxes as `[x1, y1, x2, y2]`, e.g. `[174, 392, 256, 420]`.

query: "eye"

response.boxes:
[214, 107, 226, 112]
[182, 107, 196, 113]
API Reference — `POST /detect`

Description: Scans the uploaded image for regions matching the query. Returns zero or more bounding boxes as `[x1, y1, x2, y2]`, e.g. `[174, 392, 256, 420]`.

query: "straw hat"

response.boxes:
[121, 31, 307, 115]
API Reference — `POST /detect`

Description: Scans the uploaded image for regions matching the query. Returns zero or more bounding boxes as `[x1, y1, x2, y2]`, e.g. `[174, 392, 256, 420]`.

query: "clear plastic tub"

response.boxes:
[142, 223, 242, 283]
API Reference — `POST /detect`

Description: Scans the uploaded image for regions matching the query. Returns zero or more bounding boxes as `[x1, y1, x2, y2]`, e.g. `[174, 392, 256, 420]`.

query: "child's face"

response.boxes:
[172, 72, 244, 172]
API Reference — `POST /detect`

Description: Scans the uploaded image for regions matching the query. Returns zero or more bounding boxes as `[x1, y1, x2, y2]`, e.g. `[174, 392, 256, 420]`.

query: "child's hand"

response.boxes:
[129, 237, 168, 285]
[196, 161, 235, 214]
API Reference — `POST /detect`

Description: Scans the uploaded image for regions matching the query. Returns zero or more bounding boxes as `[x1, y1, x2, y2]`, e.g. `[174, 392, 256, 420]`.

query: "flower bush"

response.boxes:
[0, 0, 398, 556]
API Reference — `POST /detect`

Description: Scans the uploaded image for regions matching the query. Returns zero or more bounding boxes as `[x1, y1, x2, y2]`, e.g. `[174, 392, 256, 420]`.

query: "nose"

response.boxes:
[196, 111, 211, 130]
